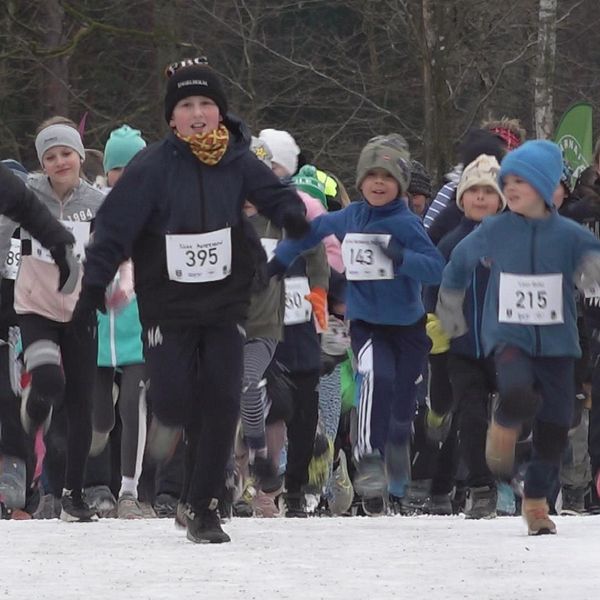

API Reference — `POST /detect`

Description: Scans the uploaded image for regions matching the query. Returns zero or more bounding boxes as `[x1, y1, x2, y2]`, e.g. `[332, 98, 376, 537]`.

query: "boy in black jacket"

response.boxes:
[75, 58, 307, 543]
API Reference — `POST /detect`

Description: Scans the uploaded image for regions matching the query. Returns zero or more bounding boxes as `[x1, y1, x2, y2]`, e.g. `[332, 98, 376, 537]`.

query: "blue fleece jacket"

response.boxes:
[274, 198, 444, 326]
[441, 210, 600, 357]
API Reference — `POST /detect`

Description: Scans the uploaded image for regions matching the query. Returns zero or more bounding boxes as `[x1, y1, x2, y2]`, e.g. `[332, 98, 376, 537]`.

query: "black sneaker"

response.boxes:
[251, 456, 282, 493]
[186, 499, 230, 544]
[400, 479, 432, 515]
[424, 492, 453, 515]
[282, 492, 307, 518]
[361, 495, 387, 516]
[464, 485, 497, 519]
[60, 489, 97, 522]
[560, 485, 586, 515]
[354, 453, 387, 499]
[154, 493, 178, 518]
[233, 498, 254, 517]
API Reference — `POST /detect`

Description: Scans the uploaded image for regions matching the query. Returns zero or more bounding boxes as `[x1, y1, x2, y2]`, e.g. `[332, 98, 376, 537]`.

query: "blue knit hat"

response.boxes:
[103, 125, 146, 172]
[498, 140, 562, 208]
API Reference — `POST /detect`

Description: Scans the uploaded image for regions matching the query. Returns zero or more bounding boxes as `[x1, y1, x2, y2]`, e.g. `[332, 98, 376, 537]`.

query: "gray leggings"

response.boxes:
[240, 338, 277, 450]
[92, 364, 147, 480]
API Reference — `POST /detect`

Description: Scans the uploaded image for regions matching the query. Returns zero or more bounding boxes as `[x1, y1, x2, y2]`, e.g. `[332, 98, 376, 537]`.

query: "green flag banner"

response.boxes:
[554, 101, 593, 183]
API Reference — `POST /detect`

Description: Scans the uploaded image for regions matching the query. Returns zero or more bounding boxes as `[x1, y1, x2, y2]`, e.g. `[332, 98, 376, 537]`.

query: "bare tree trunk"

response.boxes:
[420, 0, 449, 182]
[40, 0, 70, 117]
[534, 0, 557, 139]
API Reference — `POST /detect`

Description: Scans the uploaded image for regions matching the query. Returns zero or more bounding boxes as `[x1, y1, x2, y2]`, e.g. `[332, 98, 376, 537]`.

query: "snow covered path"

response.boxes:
[0, 515, 598, 599]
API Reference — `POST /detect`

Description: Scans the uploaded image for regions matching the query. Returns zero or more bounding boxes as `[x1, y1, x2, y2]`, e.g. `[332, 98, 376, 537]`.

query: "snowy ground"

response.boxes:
[0, 515, 597, 599]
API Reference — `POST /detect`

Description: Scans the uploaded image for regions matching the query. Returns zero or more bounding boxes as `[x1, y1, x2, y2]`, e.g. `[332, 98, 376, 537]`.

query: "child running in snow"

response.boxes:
[269, 134, 444, 509]
[436, 140, 600, 535]
[3, 117, 104, 521]
[89, 125, 150, 520]
[424, 154, 507, 519]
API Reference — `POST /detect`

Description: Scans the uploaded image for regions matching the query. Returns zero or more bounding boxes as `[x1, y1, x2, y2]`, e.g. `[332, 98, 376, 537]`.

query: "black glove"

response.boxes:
[377, 237, 404, 264]
[266, 257, 287, 280]
[71, 284, 106, 326]
[49, 243, 80, 294]
[282, 211, 310, 239]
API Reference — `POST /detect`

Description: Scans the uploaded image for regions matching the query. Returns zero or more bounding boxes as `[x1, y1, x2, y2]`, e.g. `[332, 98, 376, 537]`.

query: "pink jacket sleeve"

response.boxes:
[298, 191, 344, 273]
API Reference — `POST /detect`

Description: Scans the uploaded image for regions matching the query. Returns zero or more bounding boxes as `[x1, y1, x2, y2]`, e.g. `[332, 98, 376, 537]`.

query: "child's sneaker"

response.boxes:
[486, 420, 519, 477]
[60, 489, 98, 522]
[522, 497, 556, 535]
[424, 492, 453, 515]
[354, 453, 386, 499]
[361, 495, 387, 517]
[84, 485, 117, 518]
[33, 493, 61, 519]
[560, 486, 586, 515]
[464, 485, 497, 519]
[252, 490, 280, 518]
[281, 492, 307, 518]
[117, 493, 145, 519]
[496, 480, 516, 516]
[306, 431, 334, 494]
[400, 479, 432, 515]
[186, 499, 230, 544]
[153, 492, 178, 518]
[329, 450, 354, 516]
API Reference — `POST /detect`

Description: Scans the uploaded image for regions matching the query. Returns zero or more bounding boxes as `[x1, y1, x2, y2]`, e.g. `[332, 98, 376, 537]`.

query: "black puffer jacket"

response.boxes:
[83, 114, 305, 329]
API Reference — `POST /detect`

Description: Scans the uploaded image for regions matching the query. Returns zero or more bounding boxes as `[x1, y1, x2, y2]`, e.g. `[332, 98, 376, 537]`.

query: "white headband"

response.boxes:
[35, 124, 85, 165]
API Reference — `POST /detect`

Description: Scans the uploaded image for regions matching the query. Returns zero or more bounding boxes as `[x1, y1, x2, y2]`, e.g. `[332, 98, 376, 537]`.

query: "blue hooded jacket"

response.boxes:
[441, 210, 600, 357]
[274, 198, 444, 326]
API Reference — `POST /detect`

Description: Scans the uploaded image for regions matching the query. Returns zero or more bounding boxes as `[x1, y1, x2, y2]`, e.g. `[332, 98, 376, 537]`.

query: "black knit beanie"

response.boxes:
[408, 160, 432, 198]
[164, 63, 228, 123]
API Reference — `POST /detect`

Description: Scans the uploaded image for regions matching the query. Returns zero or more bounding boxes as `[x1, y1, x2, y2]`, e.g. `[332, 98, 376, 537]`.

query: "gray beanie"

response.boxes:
[356, 133, 411, 194]
[35, 124, 85, 165]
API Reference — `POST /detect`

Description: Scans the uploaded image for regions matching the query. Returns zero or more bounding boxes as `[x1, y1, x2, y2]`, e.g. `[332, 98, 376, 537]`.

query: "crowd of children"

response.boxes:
[1, 57, 600, 544]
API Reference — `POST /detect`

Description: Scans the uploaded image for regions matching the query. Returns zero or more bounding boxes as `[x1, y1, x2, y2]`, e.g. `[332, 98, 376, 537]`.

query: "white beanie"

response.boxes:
[258, 128, 300, 176]
[456, 154, 507, 212]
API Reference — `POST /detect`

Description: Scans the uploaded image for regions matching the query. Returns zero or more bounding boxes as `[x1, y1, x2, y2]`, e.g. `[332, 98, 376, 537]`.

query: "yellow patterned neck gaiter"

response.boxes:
[176, 124, 230, 166]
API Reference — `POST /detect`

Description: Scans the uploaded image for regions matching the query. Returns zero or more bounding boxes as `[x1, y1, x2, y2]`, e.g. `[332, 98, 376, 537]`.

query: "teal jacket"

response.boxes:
[97, 297, 144, 367]
[442, 210, 600, 358]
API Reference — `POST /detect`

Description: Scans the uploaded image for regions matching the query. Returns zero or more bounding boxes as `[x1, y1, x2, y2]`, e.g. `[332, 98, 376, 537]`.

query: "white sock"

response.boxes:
[119, 477, 137, 499]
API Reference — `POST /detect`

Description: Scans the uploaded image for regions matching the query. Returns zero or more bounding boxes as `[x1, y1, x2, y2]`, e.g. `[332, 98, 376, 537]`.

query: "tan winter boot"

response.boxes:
[485, 420, 519, 477]
[522, 497, 557, 535]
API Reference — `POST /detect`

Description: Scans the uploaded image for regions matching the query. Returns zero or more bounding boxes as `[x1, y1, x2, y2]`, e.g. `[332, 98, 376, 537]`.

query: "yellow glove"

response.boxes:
[426, 313, 450, 354]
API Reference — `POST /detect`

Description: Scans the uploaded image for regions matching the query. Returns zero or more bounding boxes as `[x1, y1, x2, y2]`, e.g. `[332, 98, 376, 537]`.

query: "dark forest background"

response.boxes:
[1, 0, 598, 187]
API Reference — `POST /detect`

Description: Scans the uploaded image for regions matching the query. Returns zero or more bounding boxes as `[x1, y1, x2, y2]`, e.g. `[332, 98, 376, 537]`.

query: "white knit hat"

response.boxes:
[258, 128, 300, 176]
[456, 154, 506, 212]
